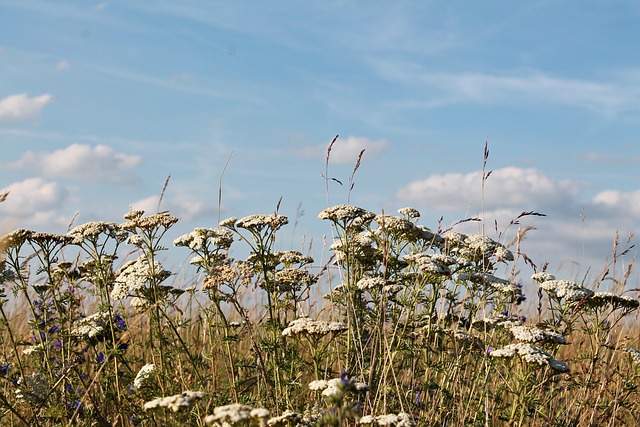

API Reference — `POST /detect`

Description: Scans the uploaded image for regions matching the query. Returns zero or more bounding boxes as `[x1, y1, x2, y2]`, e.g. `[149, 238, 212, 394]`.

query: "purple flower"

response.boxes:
[97, 353, 105, 364]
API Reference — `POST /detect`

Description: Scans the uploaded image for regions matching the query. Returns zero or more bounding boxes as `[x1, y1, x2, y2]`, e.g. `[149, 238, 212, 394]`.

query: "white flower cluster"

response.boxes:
[473, 313, 524, 330]
[276, 250, 314, 266]
[236, 214, 289, 231]
[282, 317, 348, 338]
[219, 217, 237, 227]
[443, 231, 513, 261]
[359, 412, 416, 426]
[267, 409, 307, 426]
[397, 207, 420, 219]
[404, 253, 451, 276]
[204, 403, 270, 426]
[275, 268, 316, 289]
[308, 377, 369, 397]
[121, 211, 179, 231]
[490, 343, 569, 372]
[143, 391, 204, 412]
[531, 272, 556, 283]
[318, 205, 375, 223]
[22, 343, 44, 356]
[71, 311, 109, 339]
[67, 221, 128, 243]
[582, 292, 640, 311]
[539, 280, 593, 302]
[510, 325, 566, 344]
[133, 363, 155, 389]
[356, 277, 388, 291]
[111, 256, 171, 300]
[173, 227, 234, 251]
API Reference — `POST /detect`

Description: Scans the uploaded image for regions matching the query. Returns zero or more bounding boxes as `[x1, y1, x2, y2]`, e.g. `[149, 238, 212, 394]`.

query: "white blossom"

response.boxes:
[143, 391, 204, 412]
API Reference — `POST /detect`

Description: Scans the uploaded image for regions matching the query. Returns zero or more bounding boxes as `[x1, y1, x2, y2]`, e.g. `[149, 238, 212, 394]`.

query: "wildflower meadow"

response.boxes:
[1, 142, 639, 426]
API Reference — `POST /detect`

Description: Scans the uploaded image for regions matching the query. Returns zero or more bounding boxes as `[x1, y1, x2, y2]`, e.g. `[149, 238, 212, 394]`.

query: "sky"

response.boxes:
[1, 1, 640, 288]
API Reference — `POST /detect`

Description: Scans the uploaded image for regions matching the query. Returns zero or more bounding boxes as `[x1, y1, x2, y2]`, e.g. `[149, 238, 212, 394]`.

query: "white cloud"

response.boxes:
[0, 178, 71, 230]
[396, 167, 638, 279]
[300, 136, 389, 165]
[397, 167, 579, 213]
[11, 144, 141, 184]
[0, 93, 53, 121]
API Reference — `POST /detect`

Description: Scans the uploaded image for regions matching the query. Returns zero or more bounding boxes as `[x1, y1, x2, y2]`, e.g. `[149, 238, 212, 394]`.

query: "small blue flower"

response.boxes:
[0, 363, 10, 376]
[97, 353, 105, 364]
[115, 315, 127, 330]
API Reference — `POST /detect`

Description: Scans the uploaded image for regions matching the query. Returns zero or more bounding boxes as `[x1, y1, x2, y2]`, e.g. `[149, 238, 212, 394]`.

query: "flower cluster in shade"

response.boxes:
[143, 391, 204, 412]
[203, 403, 270, 426]
[490, 343, 570, 373]
[533, 273, 639, 311]
[359, 412, 416, 426]
[71, 311, 127, 342]
[282, 317, 348, 338]
[133, 363, 155, 389]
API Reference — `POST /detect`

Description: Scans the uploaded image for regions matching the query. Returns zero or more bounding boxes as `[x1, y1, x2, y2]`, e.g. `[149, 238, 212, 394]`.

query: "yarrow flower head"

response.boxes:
[67, 221, 128, 244]
[510, 325, 566, 344]
[121, 210, 178, 231]
[71, 311, 122, 341]
[539, 280, 593, 302]
[110, 256, 171, 300]
[204, 403, 270, 426]
[236, 214, 289, 232]
[282, 317, 348, 338]
[397, 207, 420, 219]
[531, 272, 556, 283]
[143, 391, 204, 412]
[359, 412, 416, 426]
[308, 375, 369, 398]
[318, 205, 375, 224]
[490, 343, 570, 373]
[133, 363, 155, 389]
[581, 292, 640, 311]
[173, 227, 234, 251]
[267, 409, 304, 426]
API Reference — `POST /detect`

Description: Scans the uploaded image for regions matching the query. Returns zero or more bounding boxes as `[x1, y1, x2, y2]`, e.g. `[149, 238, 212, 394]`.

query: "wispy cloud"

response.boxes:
[300, 136, 389, 165]
[0, 93, 53, 121]
[9, 144, 141, 184]
[373, 62, 640, 117]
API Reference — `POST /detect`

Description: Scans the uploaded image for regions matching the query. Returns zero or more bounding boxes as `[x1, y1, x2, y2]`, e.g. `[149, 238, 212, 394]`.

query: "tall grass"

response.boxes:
[0, 145, 639, 426]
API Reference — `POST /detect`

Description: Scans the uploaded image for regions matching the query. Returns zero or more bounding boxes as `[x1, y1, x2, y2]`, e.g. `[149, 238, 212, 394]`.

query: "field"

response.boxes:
[1, 146, 639, 427]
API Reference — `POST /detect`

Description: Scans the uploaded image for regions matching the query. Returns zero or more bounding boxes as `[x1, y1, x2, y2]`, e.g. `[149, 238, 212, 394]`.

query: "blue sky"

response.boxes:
[2, 1, 640, 284]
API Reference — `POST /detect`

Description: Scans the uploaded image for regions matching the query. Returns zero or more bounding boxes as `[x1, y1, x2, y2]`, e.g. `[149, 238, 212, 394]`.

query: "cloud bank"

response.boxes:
[396, 167, 638, 277]
[11, 144, 141, 184]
